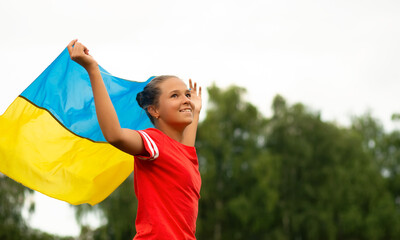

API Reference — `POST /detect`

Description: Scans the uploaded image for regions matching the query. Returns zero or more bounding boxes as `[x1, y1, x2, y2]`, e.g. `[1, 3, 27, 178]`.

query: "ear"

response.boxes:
[147, 105, 160, 119]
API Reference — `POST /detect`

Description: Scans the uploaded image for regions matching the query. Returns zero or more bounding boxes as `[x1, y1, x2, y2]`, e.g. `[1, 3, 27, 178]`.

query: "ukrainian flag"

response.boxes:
[0, 48, 153, 205]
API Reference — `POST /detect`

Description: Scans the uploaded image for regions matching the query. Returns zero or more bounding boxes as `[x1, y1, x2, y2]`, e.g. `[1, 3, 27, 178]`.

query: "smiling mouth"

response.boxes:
[179, 109, 192, 112]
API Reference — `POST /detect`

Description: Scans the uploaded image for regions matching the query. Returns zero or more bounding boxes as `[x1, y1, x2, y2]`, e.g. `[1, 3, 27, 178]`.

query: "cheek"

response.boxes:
[159, 100, 178, 117]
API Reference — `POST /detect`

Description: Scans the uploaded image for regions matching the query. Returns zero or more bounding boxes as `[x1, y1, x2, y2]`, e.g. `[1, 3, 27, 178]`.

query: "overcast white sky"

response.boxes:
[1, 0, 400, 237]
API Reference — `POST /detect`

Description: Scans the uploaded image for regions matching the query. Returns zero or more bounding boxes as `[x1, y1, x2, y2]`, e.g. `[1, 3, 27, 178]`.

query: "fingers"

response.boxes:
[188, 78, 202, 97]
[74, 42, 87, 53]
[67, 39, 78, 55]
[66, 39, 97, 69]
[67, 39, 91, 61]
[189, 79, 193, 90]
[189, 78, 197, 92]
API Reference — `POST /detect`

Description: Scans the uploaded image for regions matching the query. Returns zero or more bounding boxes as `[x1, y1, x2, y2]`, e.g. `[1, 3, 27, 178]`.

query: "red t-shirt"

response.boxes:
[133, 128, 201, 240]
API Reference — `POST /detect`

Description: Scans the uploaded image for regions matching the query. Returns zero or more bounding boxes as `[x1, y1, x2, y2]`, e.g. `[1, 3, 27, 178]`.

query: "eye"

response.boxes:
[186, 93, 191, 98]
[171, 94, 178, 98]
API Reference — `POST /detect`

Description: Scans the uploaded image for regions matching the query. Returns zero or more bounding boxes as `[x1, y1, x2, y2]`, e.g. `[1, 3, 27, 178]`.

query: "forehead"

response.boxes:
[159, 77, 188, 93]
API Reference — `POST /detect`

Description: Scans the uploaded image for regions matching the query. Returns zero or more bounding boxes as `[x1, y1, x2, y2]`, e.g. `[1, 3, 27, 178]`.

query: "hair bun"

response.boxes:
[136, 91, 144, 108]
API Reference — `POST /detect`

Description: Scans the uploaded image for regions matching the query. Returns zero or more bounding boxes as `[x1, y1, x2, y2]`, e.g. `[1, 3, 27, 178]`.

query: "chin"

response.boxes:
[182, 119, 193, 126]
[177, 118, 193, 128]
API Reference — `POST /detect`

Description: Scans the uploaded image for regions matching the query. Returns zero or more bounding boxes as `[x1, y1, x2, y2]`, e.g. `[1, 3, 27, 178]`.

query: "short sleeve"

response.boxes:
[135, 130, 160, 161]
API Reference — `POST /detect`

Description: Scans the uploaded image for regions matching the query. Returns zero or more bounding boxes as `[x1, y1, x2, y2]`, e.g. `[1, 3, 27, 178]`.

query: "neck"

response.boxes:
[155, 121, 186, 143]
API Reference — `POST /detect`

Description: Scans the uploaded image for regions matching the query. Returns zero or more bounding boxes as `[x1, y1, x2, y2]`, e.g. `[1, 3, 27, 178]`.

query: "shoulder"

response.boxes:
[135, 128, 165, 161]
[137, 128, 165, 144]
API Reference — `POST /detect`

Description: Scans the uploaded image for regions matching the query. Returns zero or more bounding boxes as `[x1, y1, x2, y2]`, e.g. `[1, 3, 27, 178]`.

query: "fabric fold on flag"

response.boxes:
[0, 48, 153, 205]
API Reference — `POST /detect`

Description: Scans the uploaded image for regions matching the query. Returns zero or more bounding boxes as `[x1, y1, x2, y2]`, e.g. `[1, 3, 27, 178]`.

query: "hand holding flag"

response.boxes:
[67, 39, 97, 71]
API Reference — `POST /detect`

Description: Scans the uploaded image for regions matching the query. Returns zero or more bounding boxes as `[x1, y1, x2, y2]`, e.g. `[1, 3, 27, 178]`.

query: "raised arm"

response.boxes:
[182, 79, 202, 146]
[67, 40, 145, 156]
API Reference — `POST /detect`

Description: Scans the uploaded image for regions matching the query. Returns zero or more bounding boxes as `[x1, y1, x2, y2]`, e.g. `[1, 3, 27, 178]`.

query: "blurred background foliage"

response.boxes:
[2, 84, 400, 239]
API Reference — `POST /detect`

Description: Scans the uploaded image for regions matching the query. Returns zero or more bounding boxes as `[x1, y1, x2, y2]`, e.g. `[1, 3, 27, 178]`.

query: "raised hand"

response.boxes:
[189, 79, 202, 114]
[67, 39, 98, 70]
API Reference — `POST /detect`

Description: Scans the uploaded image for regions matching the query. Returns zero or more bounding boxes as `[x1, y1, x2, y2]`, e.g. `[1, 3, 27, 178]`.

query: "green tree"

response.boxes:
[266, 96, 400, 240]
[0, 175, 74, 240]
[380, 129, 400, 203]
[0, 175, 31, 239]
[196, 85, 277, 239]
[351, 113, 400, 237]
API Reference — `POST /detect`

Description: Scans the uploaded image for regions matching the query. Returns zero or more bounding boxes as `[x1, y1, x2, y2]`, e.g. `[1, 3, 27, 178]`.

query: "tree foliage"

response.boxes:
[0, 175, 74, 240]
[195, 85, 400, 239]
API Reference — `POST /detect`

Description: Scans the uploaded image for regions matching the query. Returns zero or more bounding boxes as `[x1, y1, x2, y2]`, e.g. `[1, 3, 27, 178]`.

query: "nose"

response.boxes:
[183, 95, 191, 103]
[182, 95, 193, 108]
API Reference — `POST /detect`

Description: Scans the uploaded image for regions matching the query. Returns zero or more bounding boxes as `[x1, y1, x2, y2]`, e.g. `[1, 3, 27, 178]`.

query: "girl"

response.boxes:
[67, 40, 202, 239]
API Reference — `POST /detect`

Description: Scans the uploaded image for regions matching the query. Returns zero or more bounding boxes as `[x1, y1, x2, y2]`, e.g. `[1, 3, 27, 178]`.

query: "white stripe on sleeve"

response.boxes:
[141, 131, 159, 159]
[138, 130, 159, 160]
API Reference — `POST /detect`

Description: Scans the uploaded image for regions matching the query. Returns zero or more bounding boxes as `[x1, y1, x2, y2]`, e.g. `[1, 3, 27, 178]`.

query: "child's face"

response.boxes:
[156, 77, 194, 128]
